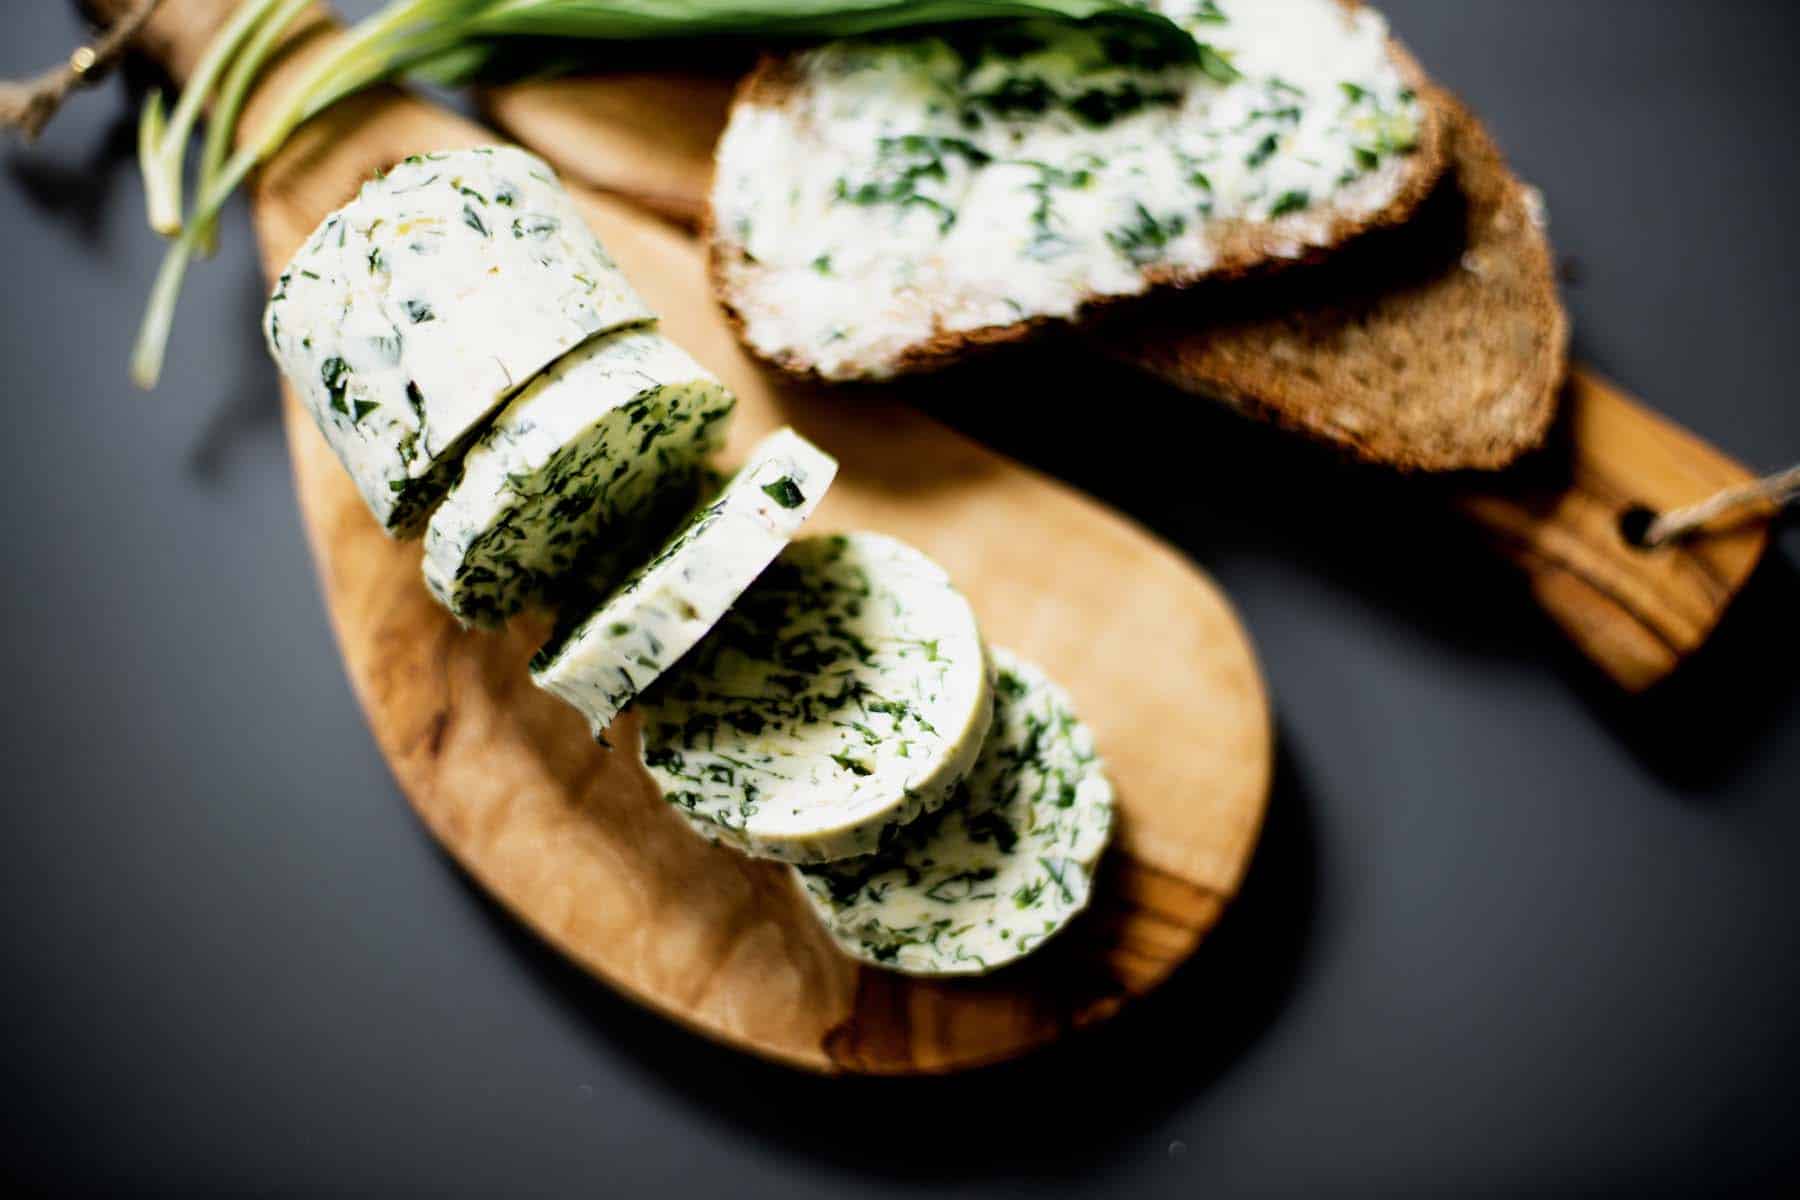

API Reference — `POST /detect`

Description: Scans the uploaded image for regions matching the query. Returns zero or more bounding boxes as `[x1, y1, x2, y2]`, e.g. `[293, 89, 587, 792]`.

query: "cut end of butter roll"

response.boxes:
[642, 532, 993, 865]
[263, 146, 653, 536]
[422, 326, 736, 627]
[795, 646, 1115, 976]
[530, 426, 837, 739]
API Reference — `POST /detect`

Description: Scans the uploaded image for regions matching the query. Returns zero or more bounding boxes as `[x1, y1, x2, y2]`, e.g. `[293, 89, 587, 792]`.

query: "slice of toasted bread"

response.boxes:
[709, 0, 1451, 382]
[1105, 93, 1568, 471]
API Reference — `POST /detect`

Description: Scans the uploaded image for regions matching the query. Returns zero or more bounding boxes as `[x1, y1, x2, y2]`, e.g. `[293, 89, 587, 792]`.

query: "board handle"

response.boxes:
[1452, 368, 1768, 692]
[100, 0, 1775, 692]
[482, 72, 733, 230]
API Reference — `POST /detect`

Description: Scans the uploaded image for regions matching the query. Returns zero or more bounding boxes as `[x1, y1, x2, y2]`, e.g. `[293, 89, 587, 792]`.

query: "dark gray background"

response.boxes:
[4, 1, 1797, 1195]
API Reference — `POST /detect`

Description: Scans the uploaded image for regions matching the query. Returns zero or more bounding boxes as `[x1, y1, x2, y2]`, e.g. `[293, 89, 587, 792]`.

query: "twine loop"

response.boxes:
[1639, 464, 1800, 549]
[1, 1, 163, 143]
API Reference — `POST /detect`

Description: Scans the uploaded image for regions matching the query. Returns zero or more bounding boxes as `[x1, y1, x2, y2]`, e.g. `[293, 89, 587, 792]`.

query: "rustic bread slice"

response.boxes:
[1104, 92, 1568, 471]
[708, 0, 1451, 382]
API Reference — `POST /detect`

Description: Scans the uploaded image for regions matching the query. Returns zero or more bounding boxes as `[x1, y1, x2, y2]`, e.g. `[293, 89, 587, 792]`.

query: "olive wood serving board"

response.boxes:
[118, 1, 1272, 1073]
[483, 74, 1771, 693]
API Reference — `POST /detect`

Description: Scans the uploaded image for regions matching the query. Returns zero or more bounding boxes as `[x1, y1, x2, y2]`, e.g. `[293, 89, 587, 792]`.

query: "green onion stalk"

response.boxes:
[137, 0, 287, 236]
[130, 0, 1196, 388]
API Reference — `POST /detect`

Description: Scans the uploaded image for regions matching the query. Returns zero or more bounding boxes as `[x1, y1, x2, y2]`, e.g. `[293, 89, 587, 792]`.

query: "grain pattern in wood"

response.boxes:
[484, 70, 735, 229]
[481, 67, 733, 229]
[477, 69, 1769, 692]
[113, 0, 1272, 1074]
[1452, 371, 1772, 692]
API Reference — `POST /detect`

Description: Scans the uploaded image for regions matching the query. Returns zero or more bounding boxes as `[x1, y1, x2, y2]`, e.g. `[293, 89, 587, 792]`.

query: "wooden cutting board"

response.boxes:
[483, 74, 1773, 694]
[121, 2, 1272, 1073]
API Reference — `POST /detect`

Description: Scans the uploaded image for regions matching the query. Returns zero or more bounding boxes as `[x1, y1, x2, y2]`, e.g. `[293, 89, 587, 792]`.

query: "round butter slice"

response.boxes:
[531, 426, 836, 738]
[264, 145, 652, 536]
[794, 647, 1115, 976]
[422, 326, 736, 627]
[642, 532, 993, 865]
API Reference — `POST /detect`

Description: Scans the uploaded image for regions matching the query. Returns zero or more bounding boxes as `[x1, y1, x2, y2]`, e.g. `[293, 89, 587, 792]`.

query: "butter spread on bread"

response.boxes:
[1108, 93, 1569, 471]
[711, 0, 1444, 381]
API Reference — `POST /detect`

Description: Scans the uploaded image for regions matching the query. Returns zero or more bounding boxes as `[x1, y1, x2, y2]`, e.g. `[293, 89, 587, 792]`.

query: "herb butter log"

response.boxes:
[422, 326, 736, 626]
[641, 533, 992, 865]
[531, 427, 837, 738]
[710, 0, 1447, 381]
[795, 647, 1113, 975]
[264, 146, 653, 535]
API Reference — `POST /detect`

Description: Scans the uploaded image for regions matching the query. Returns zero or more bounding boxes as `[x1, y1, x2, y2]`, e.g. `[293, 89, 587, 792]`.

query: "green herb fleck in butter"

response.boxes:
[795, 647, 1114, 975]
[712, 0, 1422, 379]
[422, 326, 736, 627]
[530, 427, 837, 739]
[642, 532, 993, 865]
[265, 146, 652, 535]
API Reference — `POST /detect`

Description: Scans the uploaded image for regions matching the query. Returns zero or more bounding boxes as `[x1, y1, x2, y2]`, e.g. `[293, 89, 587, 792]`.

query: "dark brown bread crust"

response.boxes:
[1105, 92, 1569, 472]
[708, 8, 1453, 382]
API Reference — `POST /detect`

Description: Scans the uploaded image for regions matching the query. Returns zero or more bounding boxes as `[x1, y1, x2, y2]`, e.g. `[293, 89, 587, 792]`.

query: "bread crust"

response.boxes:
[1105, 90, 1569, 472]
[708, 5, 1453, 382]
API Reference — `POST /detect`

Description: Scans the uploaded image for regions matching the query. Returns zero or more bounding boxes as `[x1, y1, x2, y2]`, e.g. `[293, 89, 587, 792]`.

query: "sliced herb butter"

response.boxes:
[795, 647, 1114, 975]
[531, 427, 837, 739]
[422, 326, 736, 627]
[642, 532, 992, 865]
[264, 146, 653, 535]
[712, 0, 1424, 379]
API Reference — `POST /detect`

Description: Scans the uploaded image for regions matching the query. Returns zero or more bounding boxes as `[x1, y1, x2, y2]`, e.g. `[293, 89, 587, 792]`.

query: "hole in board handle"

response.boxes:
[1618, 505, 1659, 550]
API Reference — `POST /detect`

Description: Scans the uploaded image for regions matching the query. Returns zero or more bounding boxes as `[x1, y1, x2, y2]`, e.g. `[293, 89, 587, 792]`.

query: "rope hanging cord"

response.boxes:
[1644, 464, 1800, 549]
[0, 0, 164, 142]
